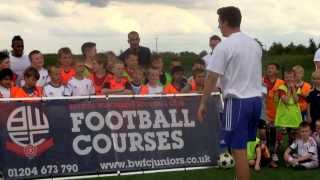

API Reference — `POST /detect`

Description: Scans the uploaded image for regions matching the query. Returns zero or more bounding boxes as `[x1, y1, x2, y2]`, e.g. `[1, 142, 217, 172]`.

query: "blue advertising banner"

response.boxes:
[0, 95, 221, 179]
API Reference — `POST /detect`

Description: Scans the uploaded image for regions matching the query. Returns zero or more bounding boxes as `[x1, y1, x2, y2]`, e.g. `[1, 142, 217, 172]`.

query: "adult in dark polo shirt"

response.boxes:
[119, 31, 151, 68]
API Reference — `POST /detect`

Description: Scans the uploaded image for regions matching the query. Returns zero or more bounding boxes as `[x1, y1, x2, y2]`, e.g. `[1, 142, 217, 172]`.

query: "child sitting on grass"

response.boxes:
[284, 122, 318, 169]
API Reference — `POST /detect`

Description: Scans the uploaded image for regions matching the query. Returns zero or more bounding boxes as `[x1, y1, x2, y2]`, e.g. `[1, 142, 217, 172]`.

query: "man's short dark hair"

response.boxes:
[28, 50, 41, 61]
[210, 35, 221, 41]
[128, 31, 139, 38]
[217, 6, 242, 28]
[0, 68, 14, 81]
[0, 50, 9, 63]
[81, 42, 96, 56]
[24, 67, 40, 80]
[11, 35, 23, 45]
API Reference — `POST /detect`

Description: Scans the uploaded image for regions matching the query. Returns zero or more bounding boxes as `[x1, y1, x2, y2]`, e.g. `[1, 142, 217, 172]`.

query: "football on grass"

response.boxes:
[218, 152, 235, 169]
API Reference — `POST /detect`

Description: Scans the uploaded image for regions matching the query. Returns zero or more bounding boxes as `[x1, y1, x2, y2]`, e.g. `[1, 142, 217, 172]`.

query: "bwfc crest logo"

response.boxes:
[5, 106, 54, 159]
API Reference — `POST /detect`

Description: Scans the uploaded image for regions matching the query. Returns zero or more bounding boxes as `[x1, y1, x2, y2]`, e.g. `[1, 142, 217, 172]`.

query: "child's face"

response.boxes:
[125, 55, 139, 69]
[148, 69, 160, 83]
[112, 63, 125, 78]
[192, 63, 205, 71]
[106, 58, 115, 72]
[132, 69, 144, 82]
[24, 76, 37, 88]
[266, 65, 278, 77]
[92, 60, 104, 73]
[151, 59, 164, 70]
[300, 126, 311, 140]
[194, 73, 206, 87]
[50, 68, 61, 84]
[75, 62, 85, 75]
[86, 47, 97, 59]
[293, 69, 304, 81]
[284, 73, 295, 85]
[258, 128, 267, 140]
[31, 53, 44, 69]
[0, 76, 12, 89]
[59, 53, 73, 67]
[312, 75, 320, 87]
[173, 71, 184, 82]
[0, 58, 10, 70]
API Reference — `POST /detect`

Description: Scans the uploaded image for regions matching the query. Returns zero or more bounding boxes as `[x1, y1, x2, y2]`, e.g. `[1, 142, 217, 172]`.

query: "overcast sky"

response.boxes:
[0, 0, 319, 54]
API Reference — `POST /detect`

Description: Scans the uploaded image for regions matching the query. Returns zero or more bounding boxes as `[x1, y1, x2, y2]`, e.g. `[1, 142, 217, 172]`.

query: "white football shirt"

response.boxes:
[43, 83, 71, 97]
[9, 52, 30, 86]
[67, 77, 95, 96]
[206, 32, 262, 98]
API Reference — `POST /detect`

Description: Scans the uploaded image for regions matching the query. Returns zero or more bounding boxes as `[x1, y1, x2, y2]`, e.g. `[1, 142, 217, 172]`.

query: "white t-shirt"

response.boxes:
[67, 77, 95, 96]
[290, 137, 318, 162]
[20, 68, 50, 87]
[206, 32, 262, 98]
[202, 54, 212, 67]
[148, 84, 163, 95]
[0, 86, 10, 98]
[43, 83, 71, 97]
[9, 52, 30, 84]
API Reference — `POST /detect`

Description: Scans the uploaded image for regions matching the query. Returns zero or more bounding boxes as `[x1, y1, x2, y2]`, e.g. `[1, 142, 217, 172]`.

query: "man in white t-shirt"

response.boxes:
[198, 6, 262, 180]
[314, 48, 320, 70]
[9, 35, 30, 85]
[202, 35, 221, 66]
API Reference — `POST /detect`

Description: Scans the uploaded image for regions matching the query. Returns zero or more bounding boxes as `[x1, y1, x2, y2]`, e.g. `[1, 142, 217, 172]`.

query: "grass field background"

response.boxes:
[43, 53, 318, 180]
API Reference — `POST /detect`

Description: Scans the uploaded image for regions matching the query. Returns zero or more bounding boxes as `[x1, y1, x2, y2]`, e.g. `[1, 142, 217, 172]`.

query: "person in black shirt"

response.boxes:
[119, 31, 151, 68]
[307, 70, 320, 129]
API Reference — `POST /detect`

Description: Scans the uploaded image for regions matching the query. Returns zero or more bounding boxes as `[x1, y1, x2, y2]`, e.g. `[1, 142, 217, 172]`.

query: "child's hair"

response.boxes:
[113, 59, 124, 66]
[0, 50, 9, 63]
[210, 35, 222, 41]
[81, 42, 96, 56]
[48, 65, 60, 75]
[57, 47, 72, 58]
[292, 65, 304, 73]
[311, 70, 320, 80]
[28, 50, 41, 61]
[192, 58, 206, 67]
[267, 63, 280, 70]
[151, 54, 162, 63]
[125, 50, 138, 60]
[94, 54, 108, 68]
[171, 66, 184, 76]
[299, 121, 311, 129]
[106, 51, 116, 60]
[192, 68, 205, 77]
[171, 56, 181, 64]
[284, 69, 295, 76]
[24, 67, 40, 80]
[0, 68, 14, 80]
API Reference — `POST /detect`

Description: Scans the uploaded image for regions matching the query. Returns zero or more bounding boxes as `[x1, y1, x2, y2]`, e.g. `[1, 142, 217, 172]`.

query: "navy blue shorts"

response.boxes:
[219, 97, 262, 149]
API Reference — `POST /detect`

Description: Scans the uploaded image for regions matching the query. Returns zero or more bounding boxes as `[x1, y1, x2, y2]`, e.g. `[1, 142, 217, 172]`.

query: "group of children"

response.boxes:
[0, 46, 207, 99]
[247, 63, 320, 171]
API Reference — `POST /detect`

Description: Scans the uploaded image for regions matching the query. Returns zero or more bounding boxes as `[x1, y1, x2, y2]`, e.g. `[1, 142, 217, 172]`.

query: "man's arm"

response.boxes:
[197, 70, 219, 122]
